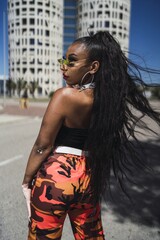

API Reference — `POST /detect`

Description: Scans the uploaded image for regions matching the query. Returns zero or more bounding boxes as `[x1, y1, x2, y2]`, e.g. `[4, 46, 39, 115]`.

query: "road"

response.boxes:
[0, 115, 160, 240]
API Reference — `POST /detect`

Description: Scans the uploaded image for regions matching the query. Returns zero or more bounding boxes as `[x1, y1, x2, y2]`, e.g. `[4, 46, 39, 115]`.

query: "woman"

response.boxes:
[22, 31, 160, 240]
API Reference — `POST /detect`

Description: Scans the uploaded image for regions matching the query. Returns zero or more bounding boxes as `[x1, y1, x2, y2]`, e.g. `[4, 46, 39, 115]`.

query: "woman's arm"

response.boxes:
[22, 88, 67, 185]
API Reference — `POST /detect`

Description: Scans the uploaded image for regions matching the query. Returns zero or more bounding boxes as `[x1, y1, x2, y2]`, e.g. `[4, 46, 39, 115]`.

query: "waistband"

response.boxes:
[55, 146, 88, 156]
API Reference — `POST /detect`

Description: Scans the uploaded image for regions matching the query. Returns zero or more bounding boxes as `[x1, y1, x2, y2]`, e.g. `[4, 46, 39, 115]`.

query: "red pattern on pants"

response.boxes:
[28, 152, 105, 240]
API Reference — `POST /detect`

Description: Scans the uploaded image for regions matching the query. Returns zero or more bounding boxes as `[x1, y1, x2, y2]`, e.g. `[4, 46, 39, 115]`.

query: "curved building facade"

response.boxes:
[77, 0, 131, 53]
[8, 0, 63, 96]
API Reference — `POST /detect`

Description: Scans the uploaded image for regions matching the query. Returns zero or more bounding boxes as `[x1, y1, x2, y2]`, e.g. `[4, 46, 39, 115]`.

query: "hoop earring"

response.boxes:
[79, 71, 95, 88]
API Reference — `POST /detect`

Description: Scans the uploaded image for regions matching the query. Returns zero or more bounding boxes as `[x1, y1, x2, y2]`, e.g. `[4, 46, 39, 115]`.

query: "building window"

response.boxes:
[119, 13, 123, 20]
[30, 29, 35, 35]
[29, 0, 35, 4]
[30, 39, 35, 45]
[65, 18, 76, 25]
[45, 10, 50, 16]
[22, 48, 27, 53]
[97, 11, 102, 17]
[30, 18, 35, 25]
[23, 68, 27, 74]
[22, 28, 27, 34]
[105, 11, 110, 17]
[64, 9, 77, 15]
[30, 68, 35, 73]
[38, 59, 42, 64]
[38, 40, 42, 46]
[46, 1, 50, 7]
[105, 21, 109, 28]
[112, 22, 117, 28]
[38, 9, 42, 14]
[16, 9, 20, 16]
[22, 18, 27, 25]
[45, 30, 50, 37]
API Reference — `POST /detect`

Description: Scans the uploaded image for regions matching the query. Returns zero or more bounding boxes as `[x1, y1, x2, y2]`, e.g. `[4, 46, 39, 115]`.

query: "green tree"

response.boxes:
[6, 78, 16, 97]
[151, 86, 160, 99]
[17, 78, 26, 97]
[49, 91, 54, 98]
[29, 81, 39, 98]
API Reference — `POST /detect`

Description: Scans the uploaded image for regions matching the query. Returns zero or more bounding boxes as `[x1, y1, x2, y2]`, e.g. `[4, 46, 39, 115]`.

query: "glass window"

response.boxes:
[64, 9, 77, 15]
[22, 18, 27, 25]
[65, 18, 76, 25]
[119, 13, 123, 20]
[105, 21, 109, 28]
[30, 18, 35, 25]
[16, 9, 20, 16]
[65, 0, 76, 6]
[64, 36, 75, 42]
[29, 0, 35, 4]
[64, 27, 76, 34]
[45, 30, 50, 36]
[30, 39, 35, 45]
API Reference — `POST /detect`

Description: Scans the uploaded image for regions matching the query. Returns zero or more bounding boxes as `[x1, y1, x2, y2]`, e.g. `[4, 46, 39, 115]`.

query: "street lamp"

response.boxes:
[3, 11, 6, 108]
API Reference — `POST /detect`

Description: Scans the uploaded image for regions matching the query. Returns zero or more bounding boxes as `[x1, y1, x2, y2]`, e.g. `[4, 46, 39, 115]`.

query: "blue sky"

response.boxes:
[0, 0, 160, 83]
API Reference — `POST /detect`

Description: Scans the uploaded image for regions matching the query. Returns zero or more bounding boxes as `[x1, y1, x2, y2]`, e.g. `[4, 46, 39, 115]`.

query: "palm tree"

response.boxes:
[29, 80, 39, 98]
[16, 78, 25, 97]
[6, 78, 16, 97]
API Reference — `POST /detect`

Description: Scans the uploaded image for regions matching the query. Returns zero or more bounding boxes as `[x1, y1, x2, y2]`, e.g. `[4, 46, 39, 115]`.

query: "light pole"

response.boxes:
[3, 11, 6, 108]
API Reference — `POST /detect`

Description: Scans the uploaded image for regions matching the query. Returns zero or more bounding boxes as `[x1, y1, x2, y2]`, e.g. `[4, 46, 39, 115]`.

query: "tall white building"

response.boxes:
[77, 0, 131, 53]
[8, 0, 63, 97]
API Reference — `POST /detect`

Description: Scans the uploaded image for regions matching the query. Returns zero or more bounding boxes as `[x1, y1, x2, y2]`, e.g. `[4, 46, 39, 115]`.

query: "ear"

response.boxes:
[89, 61, 100, 74]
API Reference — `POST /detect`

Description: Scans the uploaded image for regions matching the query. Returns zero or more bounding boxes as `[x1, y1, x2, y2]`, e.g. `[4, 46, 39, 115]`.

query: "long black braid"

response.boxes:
[73, 31, 160, 203]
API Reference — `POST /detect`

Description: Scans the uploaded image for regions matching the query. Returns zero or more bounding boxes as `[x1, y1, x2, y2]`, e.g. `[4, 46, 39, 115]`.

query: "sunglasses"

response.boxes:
[58, 57, 70, 66]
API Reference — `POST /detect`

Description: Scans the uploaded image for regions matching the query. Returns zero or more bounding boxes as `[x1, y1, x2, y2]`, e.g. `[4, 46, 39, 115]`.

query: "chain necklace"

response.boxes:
[73, 82, 95, 92]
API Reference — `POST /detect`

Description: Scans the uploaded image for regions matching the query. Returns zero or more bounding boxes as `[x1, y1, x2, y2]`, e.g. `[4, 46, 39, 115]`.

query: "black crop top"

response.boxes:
[54, 125, 88, 149]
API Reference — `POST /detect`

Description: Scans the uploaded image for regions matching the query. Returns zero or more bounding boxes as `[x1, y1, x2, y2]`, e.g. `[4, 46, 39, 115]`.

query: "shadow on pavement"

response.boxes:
[102, 138, 160, 228]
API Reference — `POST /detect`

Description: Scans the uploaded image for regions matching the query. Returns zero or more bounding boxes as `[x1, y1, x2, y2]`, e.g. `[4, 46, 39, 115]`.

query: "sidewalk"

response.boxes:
[0, 98, 48, 124]
[0, 98, 48, 117]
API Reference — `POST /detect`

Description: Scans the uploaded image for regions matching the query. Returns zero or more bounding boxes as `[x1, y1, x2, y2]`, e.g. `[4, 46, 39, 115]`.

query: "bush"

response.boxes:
[49, 91, 54, 98]
[151, 87, 160, 99]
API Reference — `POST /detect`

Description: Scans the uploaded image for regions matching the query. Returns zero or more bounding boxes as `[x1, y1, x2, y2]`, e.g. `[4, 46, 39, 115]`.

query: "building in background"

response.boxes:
[77, 0, 131, 53]
[8, 0, 131, 97]
[63, 0, 77, 54]
[8, 0, 63, 97]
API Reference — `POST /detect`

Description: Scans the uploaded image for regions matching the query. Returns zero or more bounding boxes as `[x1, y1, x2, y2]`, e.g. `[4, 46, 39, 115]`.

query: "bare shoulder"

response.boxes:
[51, 87, 81, 103]
[49, 87, 93, 115]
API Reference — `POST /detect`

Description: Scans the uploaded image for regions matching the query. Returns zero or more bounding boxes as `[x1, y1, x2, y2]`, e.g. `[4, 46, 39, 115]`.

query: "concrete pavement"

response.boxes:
[0, 97, 48, 124]
[0, 98, 160, 239]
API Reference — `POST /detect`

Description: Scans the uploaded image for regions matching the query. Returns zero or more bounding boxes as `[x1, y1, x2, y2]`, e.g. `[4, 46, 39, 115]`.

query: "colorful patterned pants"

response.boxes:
[28, 152, 105, 240]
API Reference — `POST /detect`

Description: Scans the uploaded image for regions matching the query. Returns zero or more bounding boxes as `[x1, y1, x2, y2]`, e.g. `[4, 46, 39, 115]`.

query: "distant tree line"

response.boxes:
[5, 78, 160, 100]
[138, 85, 160, 100]
[6, 78, 38, 98]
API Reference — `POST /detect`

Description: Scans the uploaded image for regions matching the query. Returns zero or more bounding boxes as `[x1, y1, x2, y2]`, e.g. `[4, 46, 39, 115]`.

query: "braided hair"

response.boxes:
[73, 31, 160, 203]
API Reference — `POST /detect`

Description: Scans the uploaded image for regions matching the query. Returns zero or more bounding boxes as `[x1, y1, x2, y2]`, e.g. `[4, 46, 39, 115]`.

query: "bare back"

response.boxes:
[63, 87, 94, 129]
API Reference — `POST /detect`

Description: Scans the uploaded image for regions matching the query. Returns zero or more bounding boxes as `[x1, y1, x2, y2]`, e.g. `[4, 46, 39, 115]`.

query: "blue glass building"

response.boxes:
[63, 0, 77, 55]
